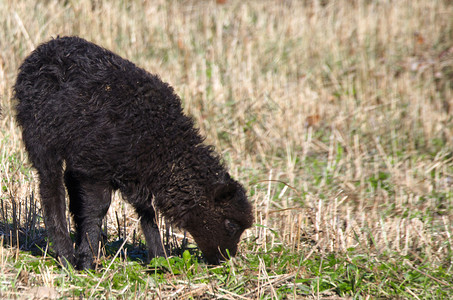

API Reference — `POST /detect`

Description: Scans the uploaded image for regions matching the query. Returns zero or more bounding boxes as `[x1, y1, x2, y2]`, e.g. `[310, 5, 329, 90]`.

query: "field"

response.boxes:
[1, 0, 452, 298]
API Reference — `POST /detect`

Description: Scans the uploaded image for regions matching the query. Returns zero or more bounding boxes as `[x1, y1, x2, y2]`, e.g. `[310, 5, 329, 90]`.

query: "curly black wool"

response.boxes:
[14, 36, 253, 269]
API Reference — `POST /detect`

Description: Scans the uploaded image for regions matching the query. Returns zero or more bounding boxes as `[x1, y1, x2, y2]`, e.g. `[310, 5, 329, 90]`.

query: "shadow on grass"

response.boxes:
[0, 193, 201, 267]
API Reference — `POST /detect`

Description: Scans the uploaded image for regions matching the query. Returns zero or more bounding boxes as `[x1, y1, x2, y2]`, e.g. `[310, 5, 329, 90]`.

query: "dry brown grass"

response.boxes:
[0, 0, 452, 298]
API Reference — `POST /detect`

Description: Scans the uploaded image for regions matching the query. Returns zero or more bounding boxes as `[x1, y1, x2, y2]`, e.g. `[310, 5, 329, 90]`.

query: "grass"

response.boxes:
[1, 0, 453, 298]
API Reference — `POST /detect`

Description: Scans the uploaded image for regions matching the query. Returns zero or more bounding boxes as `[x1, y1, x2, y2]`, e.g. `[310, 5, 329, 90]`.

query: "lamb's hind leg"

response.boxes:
[65, 170, 112, 270]
[36, 162, 75, 267]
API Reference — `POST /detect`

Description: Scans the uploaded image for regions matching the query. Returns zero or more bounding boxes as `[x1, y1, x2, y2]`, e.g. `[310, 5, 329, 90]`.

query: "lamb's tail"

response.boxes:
[13, 37, 69, 127]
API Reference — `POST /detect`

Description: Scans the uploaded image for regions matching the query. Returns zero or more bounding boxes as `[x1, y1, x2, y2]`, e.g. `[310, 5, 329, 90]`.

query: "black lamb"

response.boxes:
[13, 36, 253, 270]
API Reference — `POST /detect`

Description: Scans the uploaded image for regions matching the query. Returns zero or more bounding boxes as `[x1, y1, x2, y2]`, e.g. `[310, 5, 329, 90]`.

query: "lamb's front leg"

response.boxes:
[140, 216, 167, 262]
[132, 204, 166, 263]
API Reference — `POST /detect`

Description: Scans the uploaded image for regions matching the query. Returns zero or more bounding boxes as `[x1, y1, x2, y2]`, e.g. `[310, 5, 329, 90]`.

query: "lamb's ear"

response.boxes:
[212, 182, 237, 203]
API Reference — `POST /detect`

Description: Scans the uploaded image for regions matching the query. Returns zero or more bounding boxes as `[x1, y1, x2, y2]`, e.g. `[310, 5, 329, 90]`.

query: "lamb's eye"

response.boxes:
[224, 219, 240, 236]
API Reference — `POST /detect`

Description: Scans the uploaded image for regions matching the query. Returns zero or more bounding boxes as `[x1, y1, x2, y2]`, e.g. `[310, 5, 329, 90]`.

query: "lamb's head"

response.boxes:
[183, 178, 254, 264]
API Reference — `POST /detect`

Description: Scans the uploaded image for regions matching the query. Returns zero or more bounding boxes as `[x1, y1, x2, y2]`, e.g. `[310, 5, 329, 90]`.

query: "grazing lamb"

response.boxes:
[14, 36, 253, 270]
